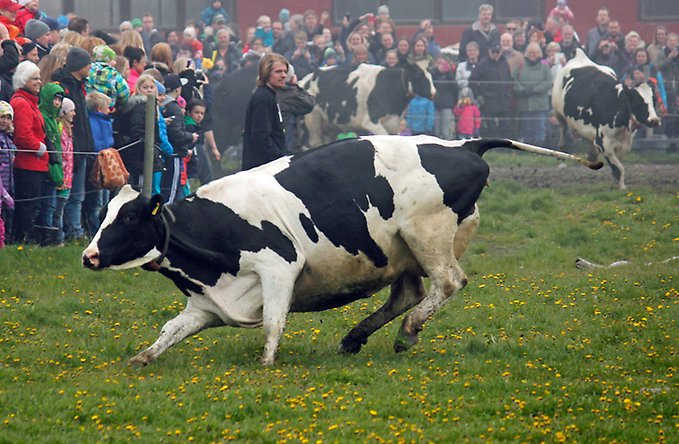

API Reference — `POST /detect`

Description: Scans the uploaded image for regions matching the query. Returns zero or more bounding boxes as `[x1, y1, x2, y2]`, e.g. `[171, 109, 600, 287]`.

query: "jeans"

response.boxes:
[63, 163, 86, 239]
[53, 193, 68, 244]
[519, 110, 548, 146]
[434, 108, 454, 140]
[83, 188, 102, 237]
[37, 178, 56, 227]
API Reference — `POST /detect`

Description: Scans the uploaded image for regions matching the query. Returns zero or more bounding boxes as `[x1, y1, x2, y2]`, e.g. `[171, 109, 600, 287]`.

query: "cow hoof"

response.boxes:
[339, 338, 363, 354]
[393, 333, 418, 353]
[128, 352, 153, 367]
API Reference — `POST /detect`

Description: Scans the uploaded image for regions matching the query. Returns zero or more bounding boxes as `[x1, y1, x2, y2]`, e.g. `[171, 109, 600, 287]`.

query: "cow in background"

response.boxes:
[299, 62, 436, 147]
[552, 49, 661, 189]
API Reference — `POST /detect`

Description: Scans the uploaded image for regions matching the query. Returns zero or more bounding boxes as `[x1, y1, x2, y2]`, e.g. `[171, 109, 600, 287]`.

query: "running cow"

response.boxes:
[552, 48, 661, 189]
[300, 63, 436, 147]
[82, 136, 601, 366]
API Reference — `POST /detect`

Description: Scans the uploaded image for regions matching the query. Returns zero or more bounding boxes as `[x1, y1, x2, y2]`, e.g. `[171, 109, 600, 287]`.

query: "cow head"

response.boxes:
[404, 62, 436, 99]
[82, 185, 165, 270]
[626, 81, 661, 127]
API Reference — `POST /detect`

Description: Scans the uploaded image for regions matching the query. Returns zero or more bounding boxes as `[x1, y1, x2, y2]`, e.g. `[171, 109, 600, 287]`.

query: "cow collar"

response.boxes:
[145, 206, 176, 272]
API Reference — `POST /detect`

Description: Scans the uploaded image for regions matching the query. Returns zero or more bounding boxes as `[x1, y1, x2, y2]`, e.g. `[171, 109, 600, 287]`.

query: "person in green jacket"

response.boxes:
[36, 81, 65, 246]
[513, 42, 553, 146]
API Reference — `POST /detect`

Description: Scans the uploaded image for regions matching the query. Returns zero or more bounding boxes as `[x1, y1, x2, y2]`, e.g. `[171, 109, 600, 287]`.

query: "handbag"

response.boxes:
[89, 148, 130, 190]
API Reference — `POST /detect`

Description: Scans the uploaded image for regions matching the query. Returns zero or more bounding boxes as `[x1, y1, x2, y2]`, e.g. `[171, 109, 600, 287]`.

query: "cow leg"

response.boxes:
[339, 272, 425, 354]
[604, 152, 626, 190]
[128, 300, 222, 366]
[395, 214, 469, 352]
[453, 206, 480, 260]
[259, 268, 300, 366]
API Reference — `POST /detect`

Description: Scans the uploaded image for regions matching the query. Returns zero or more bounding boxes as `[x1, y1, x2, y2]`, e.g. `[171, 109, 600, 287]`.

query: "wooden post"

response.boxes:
[142, 94, 156, 198]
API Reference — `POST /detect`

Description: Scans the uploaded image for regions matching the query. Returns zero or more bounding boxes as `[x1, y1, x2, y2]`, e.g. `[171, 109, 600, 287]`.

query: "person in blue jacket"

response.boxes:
[405, 95, 435, 135]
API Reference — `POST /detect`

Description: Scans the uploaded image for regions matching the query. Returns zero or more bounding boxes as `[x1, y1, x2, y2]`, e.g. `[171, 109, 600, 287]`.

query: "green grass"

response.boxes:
[0, 183, 676, 442]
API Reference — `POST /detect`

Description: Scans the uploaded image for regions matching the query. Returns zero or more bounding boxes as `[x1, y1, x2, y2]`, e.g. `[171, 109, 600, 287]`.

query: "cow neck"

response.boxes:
[146, 205, 176, 271]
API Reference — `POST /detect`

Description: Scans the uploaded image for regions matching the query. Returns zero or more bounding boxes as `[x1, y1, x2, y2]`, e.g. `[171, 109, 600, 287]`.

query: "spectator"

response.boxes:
[405, 93, 435, 135]
[410, 36, 433, 71]
[37, 53, 64, 84]
[302, 9, 327, 39]
[395, 37, 411, 68]
[607, 20, 625, 51]
[205, 28, 239, 82]
[183, 26, 204, 60]
[87, 44, 130, 108]
[35, 81, 64, 246]
[350, 44, 371, 66]
[592, 38, 625, 78]
[277, 65, 314, 154]
[115, 74, 165, 192]
[373, 32, 395, 65]
[14, 0, 42, 34]
[500, 32, 523, 75]
[543, 41, 566, 81]
[0, 26, 20, 103]
[278, 8, 290, 31]
[621, 31, 643, 71]
[429, 56, 456, 140]
[52, 47, 95, 241]
[241, 53, 288, 170]
[414, 19, 441, 59]
[10, 61, 46, 244]
[140, 14, 163, 56]
[513, 28, 527, 53]
[255, 15, 273, 48]
[272, 20, 294, 56]
[184, 98, 212, 185]
[149, 42, 175, 75]
[647, 26, 668, 66]
[514, 42, 553, 146]
[453, 87, 481, 139]
[116, 29, 144, 54]
[20, 42, 38, 63]
[85, 90, 113, 224]
[547, 1, 574, 26]
[54, 97, 74, 245]
[0, 100, 15, 245]
[287, 31, 314, 79]
[469, 44, 512, 138]
[585, 7, 609, 57]
[383, 49, 399, 68]
[67, 16, 89, 36]
[0, 0, 20, 32]
[161, 74, 197, 203]
[24, 18, 50, 60]
[456, 41, 480, 90]
[656, 33, 679, 138]
[200, 1, 229, 28]
[123, 46, 146, 93]
[321, 47, 338, 67]
[559, 24, 581, 60]
[459, 4, 499, 62]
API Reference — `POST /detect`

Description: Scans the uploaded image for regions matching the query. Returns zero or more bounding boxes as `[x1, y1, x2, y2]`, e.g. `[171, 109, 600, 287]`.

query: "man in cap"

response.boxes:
[52, 47, 96, 240]
[24, 18, 49, 59]
[468, 43, 512, 138]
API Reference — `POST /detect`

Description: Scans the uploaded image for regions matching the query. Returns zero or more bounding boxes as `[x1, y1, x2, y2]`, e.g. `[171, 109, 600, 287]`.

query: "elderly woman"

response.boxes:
[10, 61, 47, 244]
[513, 42, 553, 146]
[456, 41, 480, 89]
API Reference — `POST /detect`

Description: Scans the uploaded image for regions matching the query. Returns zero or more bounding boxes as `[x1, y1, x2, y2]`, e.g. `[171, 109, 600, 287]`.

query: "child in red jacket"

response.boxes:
[453, 87, 481, 139]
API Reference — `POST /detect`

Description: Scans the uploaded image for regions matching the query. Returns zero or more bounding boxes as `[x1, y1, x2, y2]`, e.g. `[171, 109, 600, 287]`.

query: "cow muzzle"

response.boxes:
[82, 250, 101, 269]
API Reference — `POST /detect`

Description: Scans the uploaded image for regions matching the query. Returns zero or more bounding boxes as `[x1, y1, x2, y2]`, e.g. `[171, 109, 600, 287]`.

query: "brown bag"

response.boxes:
[89, 148, 130, 190]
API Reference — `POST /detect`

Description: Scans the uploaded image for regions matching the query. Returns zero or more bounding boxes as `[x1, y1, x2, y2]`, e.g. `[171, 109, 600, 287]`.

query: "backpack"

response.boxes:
[89, 148, 130, 190]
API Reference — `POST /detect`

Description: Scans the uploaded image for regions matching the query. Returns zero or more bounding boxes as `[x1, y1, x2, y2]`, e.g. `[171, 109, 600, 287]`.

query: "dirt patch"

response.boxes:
[488, 163, 679, 190]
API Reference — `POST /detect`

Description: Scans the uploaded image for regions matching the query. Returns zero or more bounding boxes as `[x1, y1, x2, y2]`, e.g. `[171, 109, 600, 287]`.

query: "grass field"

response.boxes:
[0, 178, 676, 442]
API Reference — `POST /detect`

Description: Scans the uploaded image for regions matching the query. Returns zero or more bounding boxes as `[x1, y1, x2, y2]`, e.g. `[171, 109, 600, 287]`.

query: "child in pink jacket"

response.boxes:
[453, 87, 481, 139]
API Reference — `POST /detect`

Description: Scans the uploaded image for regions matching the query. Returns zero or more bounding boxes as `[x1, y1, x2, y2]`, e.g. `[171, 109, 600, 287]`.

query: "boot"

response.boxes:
[39, 226, 60, 247]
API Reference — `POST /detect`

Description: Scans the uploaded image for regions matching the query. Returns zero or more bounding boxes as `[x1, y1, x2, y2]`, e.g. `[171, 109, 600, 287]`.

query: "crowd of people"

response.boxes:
[0, 0, 677, 249]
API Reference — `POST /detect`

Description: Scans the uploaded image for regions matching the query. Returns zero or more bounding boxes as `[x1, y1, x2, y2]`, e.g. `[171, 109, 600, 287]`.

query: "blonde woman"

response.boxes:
[150, 42, 176, 75]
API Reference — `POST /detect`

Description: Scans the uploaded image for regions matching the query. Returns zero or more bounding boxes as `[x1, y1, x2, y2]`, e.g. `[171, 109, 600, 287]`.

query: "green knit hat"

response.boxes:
[92, 45, 116, 63]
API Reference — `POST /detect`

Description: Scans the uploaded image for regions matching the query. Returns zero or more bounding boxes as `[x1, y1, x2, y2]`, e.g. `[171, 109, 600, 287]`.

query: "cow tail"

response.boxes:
[464, 138, 604, 170]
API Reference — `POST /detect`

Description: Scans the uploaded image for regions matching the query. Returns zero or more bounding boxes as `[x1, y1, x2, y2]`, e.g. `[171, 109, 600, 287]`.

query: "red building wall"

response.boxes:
[233, 1, 679, 49]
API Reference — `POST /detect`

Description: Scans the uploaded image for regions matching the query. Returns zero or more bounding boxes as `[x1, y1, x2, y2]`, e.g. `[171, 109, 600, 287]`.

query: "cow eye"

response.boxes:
[122, 213, 138, 225]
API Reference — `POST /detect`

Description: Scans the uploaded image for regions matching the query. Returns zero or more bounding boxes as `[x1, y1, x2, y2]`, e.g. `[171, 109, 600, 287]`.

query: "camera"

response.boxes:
[196, 69, 206, 82]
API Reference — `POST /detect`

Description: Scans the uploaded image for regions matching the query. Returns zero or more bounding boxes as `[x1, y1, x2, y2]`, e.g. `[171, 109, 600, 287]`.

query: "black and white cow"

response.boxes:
[552, 48, 661, 189]
[82, 136, 600, 366]
[300, 63, 436, 147]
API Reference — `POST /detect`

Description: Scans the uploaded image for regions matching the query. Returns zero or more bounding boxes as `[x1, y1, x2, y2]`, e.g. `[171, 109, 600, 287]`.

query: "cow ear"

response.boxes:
[148, 194, 164, 218]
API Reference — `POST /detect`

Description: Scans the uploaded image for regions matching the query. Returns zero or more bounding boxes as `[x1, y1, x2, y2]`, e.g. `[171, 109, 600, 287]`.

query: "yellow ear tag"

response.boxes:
[151, 203, 161, 216]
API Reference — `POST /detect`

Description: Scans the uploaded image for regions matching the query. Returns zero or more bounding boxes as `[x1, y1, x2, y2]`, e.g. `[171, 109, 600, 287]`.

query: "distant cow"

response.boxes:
[552, 49, 661, 189]
[300, 63, 436, 147]
[82, 136, 600, 366]
[211, 63, 258, 149]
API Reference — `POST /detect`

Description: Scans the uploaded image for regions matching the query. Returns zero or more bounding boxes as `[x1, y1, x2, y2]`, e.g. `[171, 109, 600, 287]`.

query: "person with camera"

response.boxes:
[286, 31, 315, 80]
[592, 38, 625, 78]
